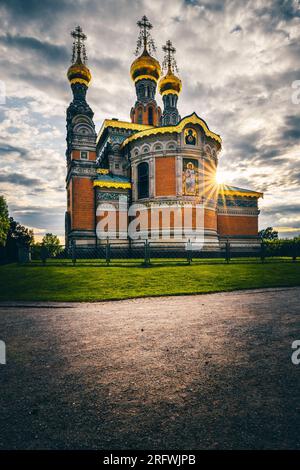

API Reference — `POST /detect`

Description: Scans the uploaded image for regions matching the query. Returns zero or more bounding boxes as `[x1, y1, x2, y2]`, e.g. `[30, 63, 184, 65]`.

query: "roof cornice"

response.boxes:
[121, 112, 222, 148]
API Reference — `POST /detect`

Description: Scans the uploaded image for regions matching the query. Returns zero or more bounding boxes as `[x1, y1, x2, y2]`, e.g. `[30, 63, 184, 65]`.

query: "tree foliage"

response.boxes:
[259, 227, 279, 240]
[7, 218, 34, 246]
[5, 217, 34, 261]
[42, 233, 62, 257]
[0, 196, 10, 247]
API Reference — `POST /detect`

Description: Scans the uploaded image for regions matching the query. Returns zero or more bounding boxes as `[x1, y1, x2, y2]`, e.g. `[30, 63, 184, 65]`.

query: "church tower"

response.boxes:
[130, 16, 161, 126]
[158, 40, 182, 126]
[65, 26, 97, 247]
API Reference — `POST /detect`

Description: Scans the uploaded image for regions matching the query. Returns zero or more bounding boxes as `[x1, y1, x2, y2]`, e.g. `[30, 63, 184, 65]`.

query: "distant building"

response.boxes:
[65, 19, 262, 248]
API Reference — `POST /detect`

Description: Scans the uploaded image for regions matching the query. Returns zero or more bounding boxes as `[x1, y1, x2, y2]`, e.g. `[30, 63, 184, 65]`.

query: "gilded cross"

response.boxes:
[162, 40, 178, 74]
[71, 25, 87, 64]
[135, 15, 156, 56]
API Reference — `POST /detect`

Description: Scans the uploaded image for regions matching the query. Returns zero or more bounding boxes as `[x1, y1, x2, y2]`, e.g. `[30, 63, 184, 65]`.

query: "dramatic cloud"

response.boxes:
[0, 0, 299, 240]
[282, 114, 300, 141]
[0, 143, 28, 158]
[0, 172, 41, 186]
[0, 34, 69, 64]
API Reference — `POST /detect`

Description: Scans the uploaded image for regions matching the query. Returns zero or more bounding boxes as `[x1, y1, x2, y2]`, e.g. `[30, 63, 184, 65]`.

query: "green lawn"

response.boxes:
[0, 261, 299, 302]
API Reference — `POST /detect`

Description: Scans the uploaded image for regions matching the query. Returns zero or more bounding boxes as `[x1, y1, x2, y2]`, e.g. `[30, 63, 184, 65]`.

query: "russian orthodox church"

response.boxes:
[65, 18, 262, 248]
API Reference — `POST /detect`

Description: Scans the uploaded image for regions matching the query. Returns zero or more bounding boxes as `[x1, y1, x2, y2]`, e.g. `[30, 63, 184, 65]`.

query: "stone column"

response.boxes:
[149, 157, 155, 198]
[176, 155, 182, 195]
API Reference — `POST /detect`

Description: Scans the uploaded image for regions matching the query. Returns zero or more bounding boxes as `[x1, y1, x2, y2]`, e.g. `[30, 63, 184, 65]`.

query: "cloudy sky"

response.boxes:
[0, 0, 299, 241]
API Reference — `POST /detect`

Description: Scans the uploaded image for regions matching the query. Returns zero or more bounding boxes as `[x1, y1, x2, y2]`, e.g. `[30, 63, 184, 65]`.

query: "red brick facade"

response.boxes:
[155, 157, 176, 196]
[71, 150, 96, 161]
[131, 103, 161, 126]
[217, 214, 258, 236]
[204, 209, 218, 231]
[71, 177, 95, 231]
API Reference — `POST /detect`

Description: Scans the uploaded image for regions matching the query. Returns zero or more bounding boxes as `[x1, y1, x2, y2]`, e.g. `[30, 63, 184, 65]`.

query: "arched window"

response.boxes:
[167, 142, 176, 150]
[142, 145, 150, 154]
[137, 107, 143, 124]
[137, 162, 149, 199]
[148, 107, 153, 125]
[154, 143, 163, 152]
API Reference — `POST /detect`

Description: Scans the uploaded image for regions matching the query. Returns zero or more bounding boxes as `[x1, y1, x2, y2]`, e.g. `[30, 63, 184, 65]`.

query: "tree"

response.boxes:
[0, 196, 10, 247]
[6, 217, 34, 246]
[42, 233, 61, 257]
[259, 227, 278, 240]
[6, 218, 34, 261]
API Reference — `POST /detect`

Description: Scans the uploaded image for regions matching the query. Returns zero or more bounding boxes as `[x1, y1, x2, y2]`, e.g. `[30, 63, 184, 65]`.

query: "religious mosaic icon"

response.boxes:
[184, 128, 197, 145]
[182, 158, 198, 195]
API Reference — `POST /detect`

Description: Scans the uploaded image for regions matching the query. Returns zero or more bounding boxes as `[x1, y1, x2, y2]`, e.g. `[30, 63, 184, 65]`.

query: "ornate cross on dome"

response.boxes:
[135, 15, 157, 56]
[71, 25, 88, 64]
[162, 40, 179, 75]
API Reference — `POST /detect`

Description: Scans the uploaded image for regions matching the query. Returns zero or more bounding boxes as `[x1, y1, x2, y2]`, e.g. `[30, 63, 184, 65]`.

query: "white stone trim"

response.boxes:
[149, 157, 155, 198]
[80, 150, 89, 160]
[176, 155, 182, 195]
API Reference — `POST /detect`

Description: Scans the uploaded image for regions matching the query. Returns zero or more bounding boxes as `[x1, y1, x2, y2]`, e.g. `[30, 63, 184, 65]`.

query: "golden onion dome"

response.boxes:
[158, 70, 182, 96]
[130, 49, 161, 84]
[67, 61, 92, 87]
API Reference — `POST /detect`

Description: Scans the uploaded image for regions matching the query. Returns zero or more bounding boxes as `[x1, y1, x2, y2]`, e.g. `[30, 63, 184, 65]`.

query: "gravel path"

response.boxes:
[0, 287, 299, 449]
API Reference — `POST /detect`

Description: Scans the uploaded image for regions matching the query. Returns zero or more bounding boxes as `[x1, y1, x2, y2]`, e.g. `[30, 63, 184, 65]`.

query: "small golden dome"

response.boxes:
[130, 49, 161, 84]
[158, 71, 182, 96]
[67, 62, 91, 86]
